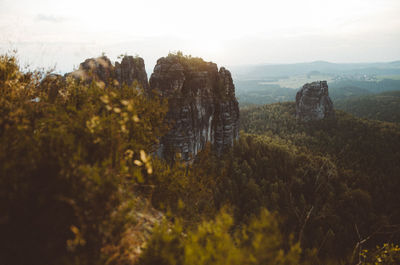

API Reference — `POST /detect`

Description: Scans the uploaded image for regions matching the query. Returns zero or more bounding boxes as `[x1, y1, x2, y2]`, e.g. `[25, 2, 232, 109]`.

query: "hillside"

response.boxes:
[239, 102, 400, 259]
[235, 81, 296, 106]
[334, 90, 400, 123]
[240, 102, 400, 183]
[144, 101, 400, 264]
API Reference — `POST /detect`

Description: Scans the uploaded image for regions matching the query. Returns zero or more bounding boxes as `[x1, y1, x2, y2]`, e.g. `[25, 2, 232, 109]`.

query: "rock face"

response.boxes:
[115, 56, 149, 90]
[295, 81, 335, 121]
[68, 55, 148, 89]
[149, 54, 239, 161]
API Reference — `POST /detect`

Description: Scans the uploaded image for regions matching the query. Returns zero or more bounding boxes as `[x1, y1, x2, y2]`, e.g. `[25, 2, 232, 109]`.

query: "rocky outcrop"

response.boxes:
[65, 53, 239, 161]
[40, 74, 66, 102]
[295, 81, 335, 121]
[149, 54, 239, 161]
[68, 56, 115, 86]
[68, 55, 148, 89]
[115, 56, 149, 89]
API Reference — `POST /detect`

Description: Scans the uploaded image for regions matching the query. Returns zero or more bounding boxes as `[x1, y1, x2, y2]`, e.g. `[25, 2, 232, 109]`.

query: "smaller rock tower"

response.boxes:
[295, 81, 335, 121]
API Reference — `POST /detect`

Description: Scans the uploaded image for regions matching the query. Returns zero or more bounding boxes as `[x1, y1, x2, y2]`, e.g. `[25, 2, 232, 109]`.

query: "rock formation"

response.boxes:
[115, 56, 149, 89]
[68, 55, 148, 89]
[295, 81, 335, 121]
[65, 53, 239, 161]
[149, 54, 239, 161]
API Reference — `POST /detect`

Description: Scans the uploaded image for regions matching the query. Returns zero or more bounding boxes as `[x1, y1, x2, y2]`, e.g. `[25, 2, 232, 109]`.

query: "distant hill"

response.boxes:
[230, 61, 400, 80]
[334, 90, 400, 123]
[235, 81, 296, 106]
[329, 79, 400, 94]
[231, 60, 400, 107]
[328, 86, 371, 100]
[235, 78, 400, 106]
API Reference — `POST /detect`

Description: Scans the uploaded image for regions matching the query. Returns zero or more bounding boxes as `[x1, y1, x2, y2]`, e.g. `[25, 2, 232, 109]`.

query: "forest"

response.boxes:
[334, 90, 400, 123]
[1, 53, 400, 265]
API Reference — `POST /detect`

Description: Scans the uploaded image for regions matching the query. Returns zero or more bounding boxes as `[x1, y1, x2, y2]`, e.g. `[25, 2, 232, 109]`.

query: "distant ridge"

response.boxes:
[230, 61, 400, 80]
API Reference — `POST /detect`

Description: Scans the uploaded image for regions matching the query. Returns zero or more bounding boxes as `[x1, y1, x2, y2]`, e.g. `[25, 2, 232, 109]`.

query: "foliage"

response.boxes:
[238, 102, 400, 263]
[137, 100, 400, 264]
[334, 90, 400, 123]
[0, 53, 168, 265]
[167, 51, 211, 72]
[138, 208, 301, 265]
[361, 243, 400, 265]
[235, 81, 297, 106]
[2, 53, 400, 265]
[330, 79, 400, 94]
[148, 145, 220, 226]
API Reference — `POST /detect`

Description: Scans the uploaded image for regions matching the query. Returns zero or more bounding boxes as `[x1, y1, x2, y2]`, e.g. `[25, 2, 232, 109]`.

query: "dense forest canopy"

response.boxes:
[334, 90, 400, 123]
[1, 54, 400, 265]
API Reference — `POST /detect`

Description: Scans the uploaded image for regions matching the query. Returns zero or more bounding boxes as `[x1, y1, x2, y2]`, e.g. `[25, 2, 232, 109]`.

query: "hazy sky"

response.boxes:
[0, 0, 399, 73]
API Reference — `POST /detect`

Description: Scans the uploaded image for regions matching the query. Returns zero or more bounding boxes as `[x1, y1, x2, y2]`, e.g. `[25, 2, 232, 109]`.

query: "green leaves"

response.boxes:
[140, 208, 301, 265]
[0, 54, 168, 265]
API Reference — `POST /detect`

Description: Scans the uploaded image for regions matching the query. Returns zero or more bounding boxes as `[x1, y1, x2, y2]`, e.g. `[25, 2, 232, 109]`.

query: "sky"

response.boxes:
[0, 0, 399, 73]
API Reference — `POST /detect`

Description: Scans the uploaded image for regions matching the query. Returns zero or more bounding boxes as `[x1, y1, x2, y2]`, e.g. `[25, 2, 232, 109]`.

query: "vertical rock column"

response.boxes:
[149, 54, 239, 161]
[295, 81, 335, 121]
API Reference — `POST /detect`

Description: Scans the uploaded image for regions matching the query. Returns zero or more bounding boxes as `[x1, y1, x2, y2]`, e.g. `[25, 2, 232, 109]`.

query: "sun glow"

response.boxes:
[0, 0, 399, 71]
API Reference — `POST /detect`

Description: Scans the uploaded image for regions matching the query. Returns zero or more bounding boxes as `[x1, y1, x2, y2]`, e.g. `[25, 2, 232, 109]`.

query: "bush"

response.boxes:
[0, 53, 168, 265]
[139, 208, 301, 265]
